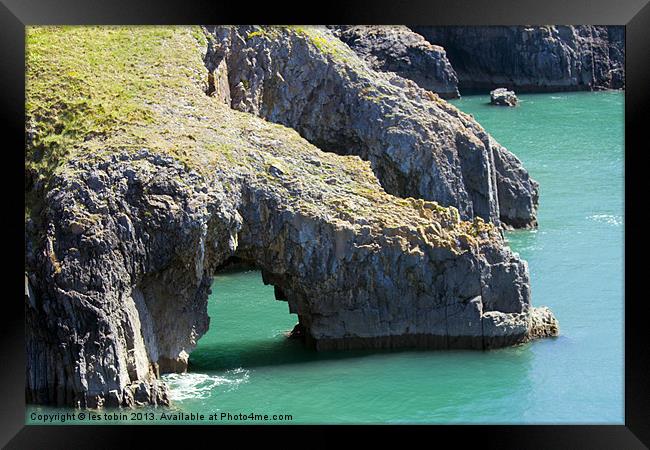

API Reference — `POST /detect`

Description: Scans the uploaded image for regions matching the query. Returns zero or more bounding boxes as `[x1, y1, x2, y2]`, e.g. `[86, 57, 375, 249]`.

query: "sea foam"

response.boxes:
[587, 214, 623, 226]
[163, 368, 250, 401]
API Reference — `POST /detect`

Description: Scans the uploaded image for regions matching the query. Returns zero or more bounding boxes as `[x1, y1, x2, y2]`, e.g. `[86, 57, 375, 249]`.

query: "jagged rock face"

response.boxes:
[235, 169, 538, 351]
[26, 152, 241, 408]
[204, 25, 538, 229]
[412, 26, 625, 92]
[490, 88, 518, 106]
[491, 141, 539, 229]
[25, 26, 557, 408]
[328, 25, 460, 99]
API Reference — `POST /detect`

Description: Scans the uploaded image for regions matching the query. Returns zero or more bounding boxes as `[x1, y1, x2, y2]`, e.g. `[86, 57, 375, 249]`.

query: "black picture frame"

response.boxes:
[2, 0, 647, 447]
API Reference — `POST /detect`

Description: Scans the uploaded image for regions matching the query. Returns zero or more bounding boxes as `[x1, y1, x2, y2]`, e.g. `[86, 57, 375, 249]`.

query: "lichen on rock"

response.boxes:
[25, 26, 557, 408]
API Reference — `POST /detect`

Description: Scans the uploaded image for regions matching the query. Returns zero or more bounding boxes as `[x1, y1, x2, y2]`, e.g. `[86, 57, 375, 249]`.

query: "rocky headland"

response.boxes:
[25, 26, 557, 408]
[412, 26, 625, 93]
[205, 26, 539, 228]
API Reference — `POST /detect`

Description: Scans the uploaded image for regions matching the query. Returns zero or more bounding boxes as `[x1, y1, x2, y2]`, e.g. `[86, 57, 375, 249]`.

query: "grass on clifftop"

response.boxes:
[25, 25, 499, 253]
[26, 26, 207, 187]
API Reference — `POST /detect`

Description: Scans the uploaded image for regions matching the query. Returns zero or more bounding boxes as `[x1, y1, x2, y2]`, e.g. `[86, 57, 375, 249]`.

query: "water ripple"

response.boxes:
[587, 214, 623, 226]
[163, 368, 250, 401]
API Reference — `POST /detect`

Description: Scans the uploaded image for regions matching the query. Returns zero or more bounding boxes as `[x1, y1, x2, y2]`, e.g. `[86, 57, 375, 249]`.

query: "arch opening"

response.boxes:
[188, 263, 306, 373]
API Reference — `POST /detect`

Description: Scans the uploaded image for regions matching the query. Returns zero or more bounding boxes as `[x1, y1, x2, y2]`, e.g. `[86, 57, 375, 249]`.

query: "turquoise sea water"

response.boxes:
[27, 91, 624, 425]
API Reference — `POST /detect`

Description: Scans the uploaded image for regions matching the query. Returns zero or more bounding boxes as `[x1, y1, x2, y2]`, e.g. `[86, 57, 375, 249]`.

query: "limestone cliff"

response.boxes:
[204, 25, 538, 228]
[328, 25, 460, 99]
[412, 26, 625, 92]
[25, 26, 557, 408]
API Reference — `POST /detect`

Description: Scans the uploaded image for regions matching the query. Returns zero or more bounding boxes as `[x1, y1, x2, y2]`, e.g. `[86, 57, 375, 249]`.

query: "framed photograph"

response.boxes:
[2, 0, 647, 447]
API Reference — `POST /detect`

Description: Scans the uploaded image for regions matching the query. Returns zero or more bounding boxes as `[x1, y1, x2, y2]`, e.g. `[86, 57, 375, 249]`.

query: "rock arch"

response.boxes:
[25, 26, 557, 409]
[26, 147, 556, 408]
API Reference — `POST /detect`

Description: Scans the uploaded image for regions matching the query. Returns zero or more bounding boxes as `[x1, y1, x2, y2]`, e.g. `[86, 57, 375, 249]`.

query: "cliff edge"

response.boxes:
[25, 26, 557, 408]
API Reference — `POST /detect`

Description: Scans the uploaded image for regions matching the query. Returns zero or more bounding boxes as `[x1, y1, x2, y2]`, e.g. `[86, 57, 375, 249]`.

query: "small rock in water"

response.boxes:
[490, 88, 518, 106]
[285, 323, 305, 340]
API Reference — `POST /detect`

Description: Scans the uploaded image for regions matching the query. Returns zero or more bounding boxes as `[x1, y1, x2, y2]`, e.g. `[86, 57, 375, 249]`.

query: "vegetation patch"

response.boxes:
[25, 25, 499, 257]
[288, 26, 356, 63]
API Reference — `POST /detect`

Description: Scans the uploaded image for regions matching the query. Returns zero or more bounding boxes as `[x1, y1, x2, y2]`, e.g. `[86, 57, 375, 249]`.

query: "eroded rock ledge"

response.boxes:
[25, 26, 557, 408]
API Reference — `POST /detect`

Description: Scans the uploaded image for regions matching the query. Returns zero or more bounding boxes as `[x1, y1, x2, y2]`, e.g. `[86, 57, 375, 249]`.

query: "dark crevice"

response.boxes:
[214, 255, 257, 273]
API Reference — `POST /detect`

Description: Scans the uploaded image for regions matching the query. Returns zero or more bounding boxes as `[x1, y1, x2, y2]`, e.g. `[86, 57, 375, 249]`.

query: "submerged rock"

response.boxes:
[490, 88, 518, 106]
[413, 26, 625, 92]
[328, 25, 460, 99]
[205, 25, 538, 229]
[25, 26, 557, 408]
